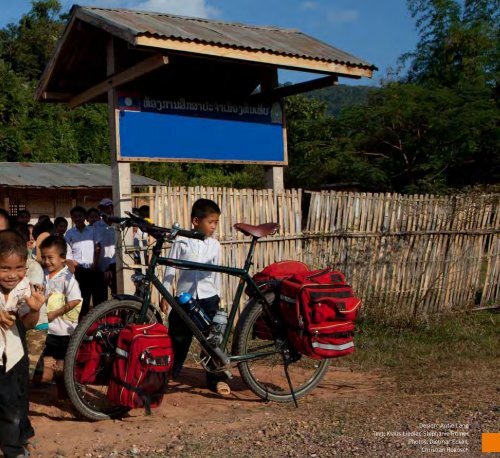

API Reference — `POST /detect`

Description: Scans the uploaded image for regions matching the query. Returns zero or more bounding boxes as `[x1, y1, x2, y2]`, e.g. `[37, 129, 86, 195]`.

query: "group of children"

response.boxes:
[0, 200, 117, 456]
[0, 197, 228, 456]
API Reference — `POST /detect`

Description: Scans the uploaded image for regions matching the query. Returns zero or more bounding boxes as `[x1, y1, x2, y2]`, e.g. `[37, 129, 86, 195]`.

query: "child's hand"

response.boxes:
[24, 285, 47, 311]
[160, 298, 169, 314]
[0, 310, 16, 329]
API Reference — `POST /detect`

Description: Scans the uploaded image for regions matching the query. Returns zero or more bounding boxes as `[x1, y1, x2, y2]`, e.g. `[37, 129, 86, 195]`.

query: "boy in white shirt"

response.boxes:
[161, 199, 229, 395]
[38, 236, 82, 394]
[0, 230, 45, 458]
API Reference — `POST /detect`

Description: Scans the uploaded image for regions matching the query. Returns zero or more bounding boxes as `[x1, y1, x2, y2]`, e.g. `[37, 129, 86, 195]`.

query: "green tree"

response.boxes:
[402, 0, 499, 89]
[340, 83, 499, 192]
[284, 95, 388, 189]
[0, 0, 63, 81]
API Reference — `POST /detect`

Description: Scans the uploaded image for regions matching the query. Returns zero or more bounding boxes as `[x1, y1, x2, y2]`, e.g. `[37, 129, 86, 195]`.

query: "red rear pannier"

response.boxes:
[247, 260, 310, 297]
[279, 269, 361, 359]
[107, 323, 173, 414]
[75, 316, 123, 384]
[249, 261, 311, 339]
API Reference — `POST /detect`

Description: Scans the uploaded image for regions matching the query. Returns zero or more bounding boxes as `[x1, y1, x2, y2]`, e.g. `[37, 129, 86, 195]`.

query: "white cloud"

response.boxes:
[73, 0, 220, 18]
[300, 1, 318, 10]
[327, 9, 359, 25]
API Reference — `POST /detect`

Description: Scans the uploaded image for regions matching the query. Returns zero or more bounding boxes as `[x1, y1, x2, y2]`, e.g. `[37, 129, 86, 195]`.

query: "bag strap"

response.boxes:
[111, 376, 155, 415]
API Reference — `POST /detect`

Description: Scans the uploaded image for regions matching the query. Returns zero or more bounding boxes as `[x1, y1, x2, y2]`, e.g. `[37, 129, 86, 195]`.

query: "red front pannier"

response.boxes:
[75, 316, 123, 384]
[107, 323, 173, 414]
[279, 269, 361, 359]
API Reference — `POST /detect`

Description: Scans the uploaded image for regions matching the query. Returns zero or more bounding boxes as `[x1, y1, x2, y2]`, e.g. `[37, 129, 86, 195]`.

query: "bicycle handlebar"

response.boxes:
[106, 213, 205, 241]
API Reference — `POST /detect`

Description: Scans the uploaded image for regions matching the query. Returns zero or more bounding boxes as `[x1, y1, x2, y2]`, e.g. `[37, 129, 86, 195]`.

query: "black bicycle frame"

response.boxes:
[136, 235, 278, 367]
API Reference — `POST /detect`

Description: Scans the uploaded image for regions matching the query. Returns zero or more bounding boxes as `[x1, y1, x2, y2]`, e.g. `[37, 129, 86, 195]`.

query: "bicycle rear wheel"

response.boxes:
[64, 299, 159, 421]
[234, 293, 330, 403]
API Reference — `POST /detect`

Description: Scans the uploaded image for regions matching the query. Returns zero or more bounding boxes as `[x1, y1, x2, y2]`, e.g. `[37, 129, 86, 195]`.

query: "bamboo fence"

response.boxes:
[304, 191, 499, 318]
[133, 187, 499, 318]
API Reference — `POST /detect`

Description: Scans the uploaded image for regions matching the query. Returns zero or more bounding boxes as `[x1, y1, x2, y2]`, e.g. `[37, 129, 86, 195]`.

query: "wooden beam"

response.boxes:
[35, 14, 78, 101]
[252, 75, 339, 100]
[41, 92, 72, 101]
[107, 37, 134, 295]
[69, 54, 169, 109]
[135, 36, 374, 78]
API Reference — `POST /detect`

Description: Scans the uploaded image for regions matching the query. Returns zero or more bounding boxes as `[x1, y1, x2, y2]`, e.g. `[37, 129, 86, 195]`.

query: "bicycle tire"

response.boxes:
[64, 299, 159, 421]
[234, 293, 331, 403]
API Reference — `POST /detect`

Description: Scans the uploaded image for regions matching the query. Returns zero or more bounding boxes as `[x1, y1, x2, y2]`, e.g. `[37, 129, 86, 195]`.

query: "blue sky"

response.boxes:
[0, 0, 418, 86]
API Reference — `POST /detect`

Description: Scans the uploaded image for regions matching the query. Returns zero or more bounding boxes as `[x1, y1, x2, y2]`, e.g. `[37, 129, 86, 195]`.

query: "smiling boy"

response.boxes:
[38, 236, 82, 391]
[0, 230, 45, 458]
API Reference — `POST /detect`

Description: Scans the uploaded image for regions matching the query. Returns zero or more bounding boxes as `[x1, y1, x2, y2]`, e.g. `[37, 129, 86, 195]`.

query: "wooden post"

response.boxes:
[107, 37, 134, 294]
[262, 68, 285, 192]
[265, 167, 284, 191]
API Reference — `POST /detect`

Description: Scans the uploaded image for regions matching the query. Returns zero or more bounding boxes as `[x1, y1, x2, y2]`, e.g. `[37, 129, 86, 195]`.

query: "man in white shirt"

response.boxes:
[65, 206, 99, 317]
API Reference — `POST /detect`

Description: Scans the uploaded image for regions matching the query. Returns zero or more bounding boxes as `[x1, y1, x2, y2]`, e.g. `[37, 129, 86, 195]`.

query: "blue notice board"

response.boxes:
[116, 94, 287, 164]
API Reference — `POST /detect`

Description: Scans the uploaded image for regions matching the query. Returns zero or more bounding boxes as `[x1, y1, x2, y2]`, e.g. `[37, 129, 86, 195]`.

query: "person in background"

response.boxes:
[37, 215, 50, 223]
[86, 208, 100, 226]
[37, 236, 82, 398]
[65, 206, 99, 317]
[33, 219, 55, 263]
[0, 229, 45, 458]
[94, 199, 116, 304]
[53, 217, 68, 237]
[26, 224, 35, 257]
[138, 205, 150, 220]
[161, 198, 230, 396]
[0, 209, 10, 231]
[16, 210, 31, 226]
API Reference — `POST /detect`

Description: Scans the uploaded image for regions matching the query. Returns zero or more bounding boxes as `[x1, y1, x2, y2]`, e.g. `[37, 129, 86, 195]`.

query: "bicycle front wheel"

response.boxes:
[234, 293, 331, 403]
[64, 299, 160, 421]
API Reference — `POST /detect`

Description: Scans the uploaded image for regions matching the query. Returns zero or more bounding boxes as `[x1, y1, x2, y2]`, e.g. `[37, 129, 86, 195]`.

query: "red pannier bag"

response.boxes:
[75, 316, 123, 384]
[107, 323, 173, 414]
[249, 261, 311, 340]
[246, 260, 310, 297]
[279, 269, 361, 359]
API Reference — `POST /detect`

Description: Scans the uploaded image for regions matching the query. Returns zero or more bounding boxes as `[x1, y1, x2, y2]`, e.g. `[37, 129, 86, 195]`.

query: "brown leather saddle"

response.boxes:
[234, 222, 279, 238]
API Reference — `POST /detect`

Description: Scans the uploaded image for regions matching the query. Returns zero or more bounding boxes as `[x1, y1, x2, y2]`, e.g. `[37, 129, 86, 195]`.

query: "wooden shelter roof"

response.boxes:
[36, 6, 376, 103]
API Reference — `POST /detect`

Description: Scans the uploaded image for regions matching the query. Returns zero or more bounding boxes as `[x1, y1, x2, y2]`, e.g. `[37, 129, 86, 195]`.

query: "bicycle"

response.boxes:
[64, 212, 331, 420]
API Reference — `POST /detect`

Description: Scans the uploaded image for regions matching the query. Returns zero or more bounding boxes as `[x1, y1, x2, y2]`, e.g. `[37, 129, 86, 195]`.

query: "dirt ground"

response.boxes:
[26, 359, 498, 458]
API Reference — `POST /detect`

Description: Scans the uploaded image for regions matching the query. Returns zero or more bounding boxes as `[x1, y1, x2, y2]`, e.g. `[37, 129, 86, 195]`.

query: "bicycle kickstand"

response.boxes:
[281, 352, 299, 408]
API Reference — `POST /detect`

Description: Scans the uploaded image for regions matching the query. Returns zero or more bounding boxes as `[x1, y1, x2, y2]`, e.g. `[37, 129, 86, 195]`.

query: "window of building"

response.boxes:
[9, 203, 27, 216]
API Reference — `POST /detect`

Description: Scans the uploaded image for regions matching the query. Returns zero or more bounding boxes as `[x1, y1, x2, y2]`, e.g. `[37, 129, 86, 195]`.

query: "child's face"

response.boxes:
[0, 254, 27, 293]
[41, 246, 66, 273]
[71, 211, 86, 229]
[0, 216, 9, 231]
[55, 221, 68, 235]
[87, 212, 100, 226]
[193, 213, 219, 237]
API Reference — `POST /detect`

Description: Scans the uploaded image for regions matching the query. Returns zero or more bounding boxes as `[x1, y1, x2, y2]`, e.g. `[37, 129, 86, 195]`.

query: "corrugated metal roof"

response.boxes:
[77, 6, 375, 70]
[0, 163, 161, 188]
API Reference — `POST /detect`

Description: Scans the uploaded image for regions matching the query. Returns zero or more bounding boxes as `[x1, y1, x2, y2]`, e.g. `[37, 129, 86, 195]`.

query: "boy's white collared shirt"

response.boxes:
[44, 265, 83, 336]
[163, 236, 221, 299]
[0, 277, 31, 371]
